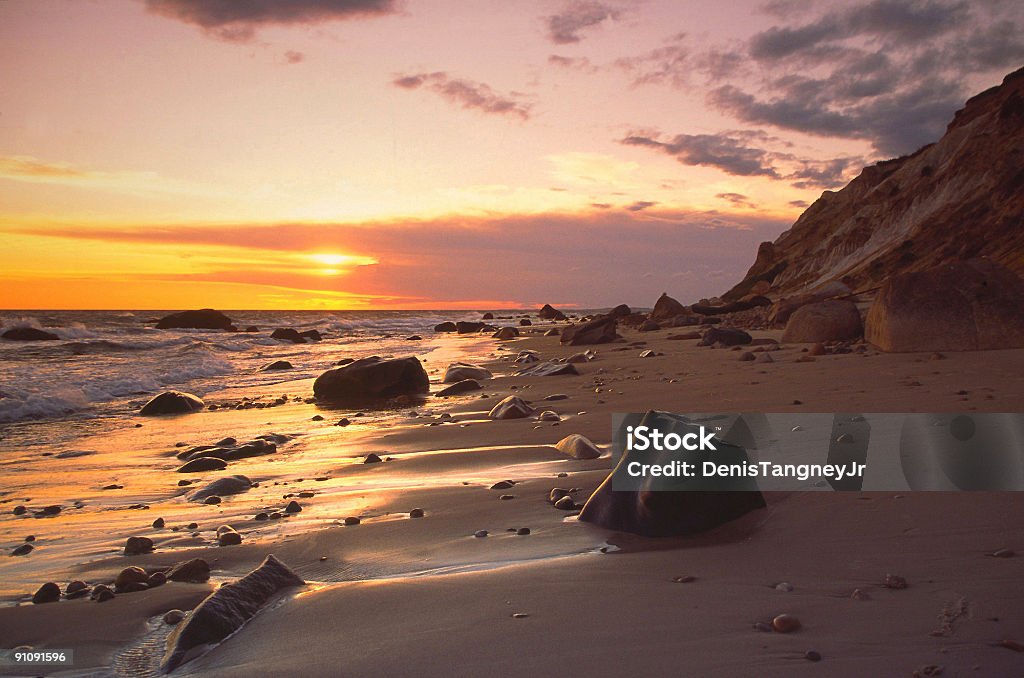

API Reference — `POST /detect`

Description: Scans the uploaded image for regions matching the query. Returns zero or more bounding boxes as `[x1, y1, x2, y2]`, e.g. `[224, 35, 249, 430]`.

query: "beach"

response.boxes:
[3, 316, 1024, 677]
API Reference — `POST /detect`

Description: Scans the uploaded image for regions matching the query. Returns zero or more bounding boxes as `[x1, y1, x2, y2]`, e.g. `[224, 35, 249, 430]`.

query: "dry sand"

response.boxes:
[2, 324, 1023, 677]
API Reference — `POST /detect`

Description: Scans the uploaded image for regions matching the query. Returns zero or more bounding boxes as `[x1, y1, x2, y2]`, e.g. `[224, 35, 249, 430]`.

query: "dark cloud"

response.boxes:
[623, 129, 862, 188]
[616, 42, 691, 88]
[545, 1, 620, 44]
[622, 131, 780, 178]
[392, 72, 532, 120]
[143, 0, 397, 41]
[788, 199, 810, 208]
[716, 192, 757, 208]
[548, 54, 598, 73]
[625, 200, 657, 211]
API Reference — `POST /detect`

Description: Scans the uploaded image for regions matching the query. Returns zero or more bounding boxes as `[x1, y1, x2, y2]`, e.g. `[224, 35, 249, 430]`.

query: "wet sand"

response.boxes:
[2, 323, 1024, 676]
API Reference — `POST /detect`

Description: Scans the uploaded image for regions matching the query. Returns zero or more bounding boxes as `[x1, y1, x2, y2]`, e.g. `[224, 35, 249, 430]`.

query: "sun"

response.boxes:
[308, 253, 353, 266]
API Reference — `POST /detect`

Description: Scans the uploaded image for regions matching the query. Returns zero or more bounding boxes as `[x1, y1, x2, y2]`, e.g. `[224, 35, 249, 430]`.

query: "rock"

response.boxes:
[161, 555, 305, 672]
[499, 494, 515, 500]
[650, 293, 688, 321]
[537, 410, 561, 422]
[32, 582, 61, 604]
[343, 516, 360, 526]
[284, 501, 302, 513]
[313, 357, 429, 404]
[176, 457, 227, 473]
[772, 614, 801, 633]
[544, 328, 560, 336]
[608, 304, 632, 317]
[364, 453, 382, 464]
[217, 527, 242, 546]
[189, 475, 252, 502]
[271, 328, 306, 343]
[12, 505, 26, 515]
[639, 349, 659, 358]
[456, 321, 485, 334]
[154, 309, 234, 331]
[149, 571, 167, 588]
[516, 527, 531, 535]
[519, 318, 532, 326]
[666, 331, 701, 340]
[474, 530, 489, 538]
[554, 434, 601, 459]
[515, 361, 580, 377]
[443, 362, 492, 382]
[406, 335, 422, 341]
[91, 584, 115, 602]
[12, 543, 33, 556]
[490, 480, 515, 490]
[492, 326, 519, 340]
[698, 327, 752, 347]
[805, 651, 822, 662]
[335, 417, 351, 426]
[775, 582, 794, 592]
[244, 326, 259, 333]
[554, 496, 576, 510]
[66, 581, 89, 598]
[2, 327, 60, 341]
[739, 351, 755, 361]
[883, 573, 908, 589]
[260, 360, 293, 371]
[755, 352, 774, 363]
[865, 259, 1024, 352]
[204, 496, 221, 505]
[166, 558, 210, 583]
[565, 352, 592, 363]
[539, 304, 567, 320]
[434, 322, 457, 332]
[124, 536, 154, 555]
[560, 316, 617, 346]
[409, 508, 425, 518]
[782, 300, 863, 343]
[436, 379, 482, 396]
[488, 396, 534, 420]
[164, 609, 186, 625]
[809, 342, 826, 355]
[311, 415, 324, 421]
[115, 566, 149, 592]
[639, 319, 661, 332]
[139, 390, 205, 416]
[482, 312, 494, 320]
[152, 517, 165, 529]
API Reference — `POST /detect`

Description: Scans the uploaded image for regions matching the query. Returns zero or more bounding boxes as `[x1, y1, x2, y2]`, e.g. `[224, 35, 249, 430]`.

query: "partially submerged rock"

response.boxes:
[2, 327, 60, 341]
[259, 360, 294, 371]
[488, 396, 534, 420]
[176, 457, 227, 473]
[139, 391, 205, 416]
[155, 309, 234, 331]
[555, 434, 601, 459]
[313, 357, 429, 405]
[161, 555, 305, 672]
[436, 379, 482, 396]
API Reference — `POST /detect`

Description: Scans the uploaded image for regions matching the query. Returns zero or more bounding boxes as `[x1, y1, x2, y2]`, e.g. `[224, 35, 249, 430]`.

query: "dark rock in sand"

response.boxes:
[516, 527, 531, 535]
[166, 558, 210, 583]
[490, 480, 515, 490]
[149, 571, 167, 588]
[639, 319, 660, 332]
[608, 304, 631, 317]
[300, 329, 322, 342]
[560, 315, 617, 346]
[555, 434, 601, 459]
[164, 609, 186, 625]
[115, 566, 149, 592]
[204, 496, 221, 505]
[443, 362, 492, 382]
[782, 299, 863, 343]
[406, 335, 422, 341]
[492, 326, 519, 340]
[260, 360, 294, 371]
[152, 517, 165, 529]
[409, 508, 425, 518]
[91, 584, 115, 602]
[161, 555, 305, 672]
[217, 526, 242, 546]
[482, 312, 494, 320]
[284, 501, 302, 513]
[176, 457, 227, 473]
[434, 322, 457, 333]
[436, 379, 482, 397]
[772, 614, 801, 633]
[474, 530, 488, 538]
[271, 328, 306, 343]
[488, 395, 534, 420]
[139, 390, 205, 416]
[313, 356, 429, 404]
[189, 475, 253, 502]
[12, 543, 33, 556]
[2, 327, 60, 341]
[865, 259, 1024, 352]
[554, 496, 576, 510]
[698, 327, 752, 347]
[13, 505, 27, 516]
[343, 516, 360, 526]
[364, 453, 382, 464]
[514, 361, 579, 377]
[539, 304, 567, 321]
[519, 318, 532, 326]
[66, 580, 89, 598]
[124, 536, 154, 555]
[244, 326, 259, 333]
[32, 582, 60, 604]
[155, 309, 234, 331]
[650, 293, 688, 321]
[456, 321, 485, 334]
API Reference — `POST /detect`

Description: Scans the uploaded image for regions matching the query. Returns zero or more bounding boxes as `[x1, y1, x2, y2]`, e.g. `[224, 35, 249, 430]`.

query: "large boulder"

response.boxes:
[313, 357, 429, 404]
[649, 293, 688, 321]
[608, 304, 631, 317]
[560, 316, 617, 346]
[865, 259, 1024, 352]
[155, 309, 234, 331]
[781, 300, 863, 343]
[538, 304, 567, 321]
[161, 555, 305, 672]
[139, 391, 205, 416]
[443, 362, 492, 382]
[2, 327, 60, 341]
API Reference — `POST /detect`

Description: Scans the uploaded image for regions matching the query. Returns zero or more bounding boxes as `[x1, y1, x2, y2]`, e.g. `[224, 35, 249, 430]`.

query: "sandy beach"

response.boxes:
[3, 320, 1023, 677]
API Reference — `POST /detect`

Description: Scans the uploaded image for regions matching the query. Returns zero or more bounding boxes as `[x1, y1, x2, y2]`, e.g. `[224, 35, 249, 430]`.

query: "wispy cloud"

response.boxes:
[142, 0, 398, 41]
[544, 1, 621, 44]
[393, 72, 532, 120]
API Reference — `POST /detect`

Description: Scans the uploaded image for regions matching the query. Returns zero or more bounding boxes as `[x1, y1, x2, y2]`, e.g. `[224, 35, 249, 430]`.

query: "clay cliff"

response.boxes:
[724, 66, 1024, 301]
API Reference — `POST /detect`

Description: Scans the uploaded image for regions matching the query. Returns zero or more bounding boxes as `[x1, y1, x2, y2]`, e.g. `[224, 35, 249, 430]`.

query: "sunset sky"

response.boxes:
[2, 0, 1022, 309]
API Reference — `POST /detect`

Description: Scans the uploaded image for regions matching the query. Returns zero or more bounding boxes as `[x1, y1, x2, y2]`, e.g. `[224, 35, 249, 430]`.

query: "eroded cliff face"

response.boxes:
[724, 66, 1024, 301]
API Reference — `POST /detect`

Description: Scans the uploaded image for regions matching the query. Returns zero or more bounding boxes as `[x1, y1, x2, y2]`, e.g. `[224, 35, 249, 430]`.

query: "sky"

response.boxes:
[1, 0, 1022, 309]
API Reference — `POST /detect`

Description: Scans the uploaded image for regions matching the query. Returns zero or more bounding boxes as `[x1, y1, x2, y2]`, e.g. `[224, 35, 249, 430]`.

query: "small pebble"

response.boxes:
[511, 612, 529, 619]
[989, 548, 1015, 558]
[474, 530, 489, 538]
[285, 500, 302, 513]
[409, 508, 425, 518]
[152, 517, 165, 529]
[187, 522, 198, 530]
[254, 512, 269, 521]
[775, 582, 794, 592]
[516, 527, 531, 536]
[805, 651, 822, 662]
[671, 575, 696, 583]
[772, 614, 801, 633]
[499, 494, 515, 501]
[12, 543, 33, 556]
[164, 609, 186, 625]
[884, 573, 908, 589]
[364, 453, 382, 464]
[204, 496, 221, 505]
[490, 480, 514, 490]
[344, 516, 360, 526]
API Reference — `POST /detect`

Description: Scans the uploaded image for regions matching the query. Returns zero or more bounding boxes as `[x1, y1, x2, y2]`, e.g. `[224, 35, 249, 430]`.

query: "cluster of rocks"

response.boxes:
[174, 434, 287, 473]
[29, 557, 211, 606]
